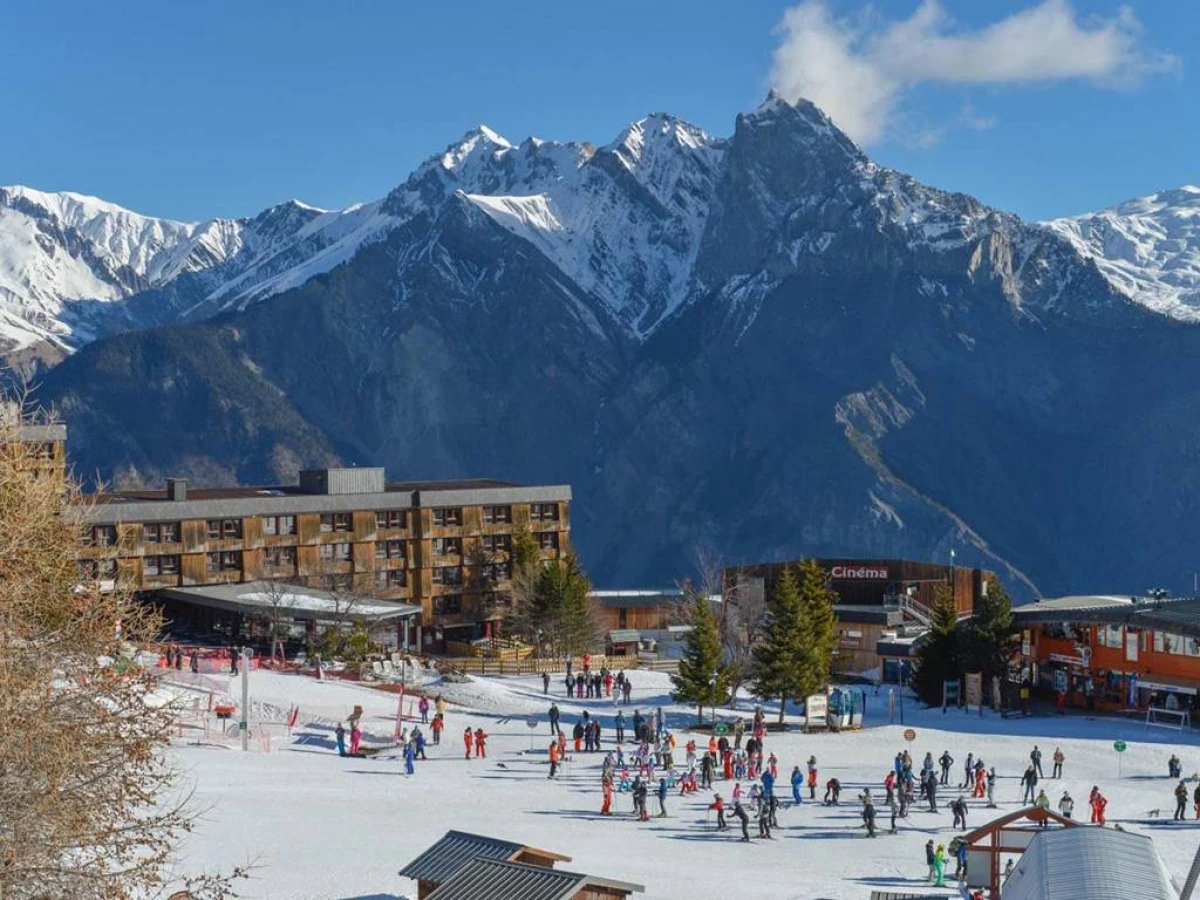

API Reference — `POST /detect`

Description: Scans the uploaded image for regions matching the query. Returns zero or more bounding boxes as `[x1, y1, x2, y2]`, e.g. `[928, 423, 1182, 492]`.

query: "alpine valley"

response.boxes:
[9, 96, 1200, 595]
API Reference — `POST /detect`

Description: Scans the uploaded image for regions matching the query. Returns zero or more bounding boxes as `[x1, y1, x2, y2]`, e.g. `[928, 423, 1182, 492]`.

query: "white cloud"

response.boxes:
[770, 0, 1179, 145]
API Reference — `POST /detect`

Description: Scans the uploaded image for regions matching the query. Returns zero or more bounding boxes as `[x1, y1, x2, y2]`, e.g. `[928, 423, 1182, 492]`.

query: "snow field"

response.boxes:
[168, 669, 1200, 900]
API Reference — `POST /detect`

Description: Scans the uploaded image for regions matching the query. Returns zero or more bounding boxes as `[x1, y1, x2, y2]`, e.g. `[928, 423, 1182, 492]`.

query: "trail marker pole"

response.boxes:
[1114, 740, 1127, 778]
[239, 648, 251, 752]
[526, 716, 539, 752]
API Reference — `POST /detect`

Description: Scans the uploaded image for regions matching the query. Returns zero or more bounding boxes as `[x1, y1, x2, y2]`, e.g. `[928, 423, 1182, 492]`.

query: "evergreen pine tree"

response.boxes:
[750, 566, 806, 724]
[913, 584, 961, 706]
[555, 553, 599, 657]
[671, 590, 728, 724]
[961, 576, 1019, 682]
[795, 559, 837, 698]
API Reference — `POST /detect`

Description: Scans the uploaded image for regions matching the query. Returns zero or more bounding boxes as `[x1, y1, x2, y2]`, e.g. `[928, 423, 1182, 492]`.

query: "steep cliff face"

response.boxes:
[32, 97, 1200, 596]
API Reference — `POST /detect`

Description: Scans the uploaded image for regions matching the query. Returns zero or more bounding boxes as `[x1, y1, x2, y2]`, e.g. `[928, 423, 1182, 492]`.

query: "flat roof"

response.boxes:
[834, 605, 904, 625]
[1016, 595, 1200, 636]
[592, 589, 683, 608]
[79, 481, 572, 524]
[89, 478, 525, 505]
[158, 581, 420, 623]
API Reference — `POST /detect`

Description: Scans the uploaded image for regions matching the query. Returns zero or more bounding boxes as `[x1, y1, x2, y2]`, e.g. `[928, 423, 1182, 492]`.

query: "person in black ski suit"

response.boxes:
[733, 801, 751, 841]
[939, 751, 953, 786]
[549, 703, 560, 736]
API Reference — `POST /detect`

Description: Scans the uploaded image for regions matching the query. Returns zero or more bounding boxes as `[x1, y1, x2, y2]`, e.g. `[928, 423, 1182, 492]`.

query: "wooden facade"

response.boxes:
[76, 470, 571, 647]
[724, 557, 990, 618]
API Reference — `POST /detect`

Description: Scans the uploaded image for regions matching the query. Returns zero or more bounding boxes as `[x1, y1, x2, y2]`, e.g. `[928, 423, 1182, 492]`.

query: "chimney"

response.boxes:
[166, 478, 188, 501]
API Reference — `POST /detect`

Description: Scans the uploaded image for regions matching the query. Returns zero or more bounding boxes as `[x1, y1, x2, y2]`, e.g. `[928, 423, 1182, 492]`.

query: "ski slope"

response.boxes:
[166, 669, 1200, 900]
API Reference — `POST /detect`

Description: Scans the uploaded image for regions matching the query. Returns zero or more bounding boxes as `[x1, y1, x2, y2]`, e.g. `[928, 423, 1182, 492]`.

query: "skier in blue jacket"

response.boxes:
[404, 740, 415, 775]
[657, 777, 669, 817]
[791, 766, 804, 804]
[762, 769, 776, 801]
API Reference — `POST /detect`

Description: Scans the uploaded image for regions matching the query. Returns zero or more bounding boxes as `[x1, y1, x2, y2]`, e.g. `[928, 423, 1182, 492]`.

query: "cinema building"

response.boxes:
[1014, 594, 1200, 712]
[73, 465, 572, 653]
[724, 557, 993, 680]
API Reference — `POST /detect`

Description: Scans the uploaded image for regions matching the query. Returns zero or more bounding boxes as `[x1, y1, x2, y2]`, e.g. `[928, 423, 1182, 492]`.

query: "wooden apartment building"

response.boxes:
[73, 466, 571, 650]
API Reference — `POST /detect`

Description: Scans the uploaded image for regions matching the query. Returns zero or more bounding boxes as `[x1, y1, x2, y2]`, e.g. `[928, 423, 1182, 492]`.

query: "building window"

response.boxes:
[319, 542, 352, 562]
[432, 507, 462, 527]
[481, 534, 512, 555]
[206, 519, 243, 540]
[375, 510, 407, 530]
[78, 559, 117, 580]
[264, 546, 297, 568]
[530, 503, 560, 522]
[88, 525, 117, 547]
[206, 551, 242, 573]
[537, 531, 559, 551]
[433, 537, 462, 557]
[319, 512, 352, 534]
[434, 566, 463, 586]
[483, 505, 513, 525]
[375, 540, 405, 560]
[144, 555, 180, 576]
[375, 569, 408, 589]
[142, 522, 180, 544]
[262, 515, 296, 536]
[434, 594, 462, 615]
[483, 562, 513, 583]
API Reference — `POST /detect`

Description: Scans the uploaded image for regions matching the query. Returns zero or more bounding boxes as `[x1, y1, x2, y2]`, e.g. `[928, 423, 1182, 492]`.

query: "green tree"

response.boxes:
[961, 576, 1019, 682]
[750, 566, 807, 724]
[795, 558, 837, 698]
[505, 523, 551, 650]
[671, 589, 728, 724]
[913, 584, 961, 705]
[555, 552, 599, 656]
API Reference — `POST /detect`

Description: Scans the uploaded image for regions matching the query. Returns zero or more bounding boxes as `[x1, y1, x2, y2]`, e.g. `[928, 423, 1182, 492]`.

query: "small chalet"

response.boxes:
[399, 831, 571, 899]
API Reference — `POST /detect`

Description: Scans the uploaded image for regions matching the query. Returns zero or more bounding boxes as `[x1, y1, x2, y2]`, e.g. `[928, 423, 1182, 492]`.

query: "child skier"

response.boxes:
[710, 793, 727, 830]
[463, 727, 473, 760]
[474, 727, 487, 758]
[335, 722, 346, 757]
[791, 766, 804, 804]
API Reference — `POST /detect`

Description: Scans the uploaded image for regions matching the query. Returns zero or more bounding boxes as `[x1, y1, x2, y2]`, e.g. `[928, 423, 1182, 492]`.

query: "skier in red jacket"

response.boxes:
[463, 727, 473, 759]
[474, 727, 488, 758]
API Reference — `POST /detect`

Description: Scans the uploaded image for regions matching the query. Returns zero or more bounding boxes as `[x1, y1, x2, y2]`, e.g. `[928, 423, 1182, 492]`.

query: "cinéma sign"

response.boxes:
[830, 565, 889, 580]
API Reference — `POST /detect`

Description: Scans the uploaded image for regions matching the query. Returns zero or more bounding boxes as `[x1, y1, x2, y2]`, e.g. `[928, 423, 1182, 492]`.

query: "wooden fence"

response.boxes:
[438, 654, 641, 676]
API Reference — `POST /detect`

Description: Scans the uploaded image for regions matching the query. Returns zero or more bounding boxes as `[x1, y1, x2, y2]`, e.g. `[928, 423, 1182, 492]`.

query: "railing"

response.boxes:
[436, 654, 640, 676]
[897, 593, 932, 627]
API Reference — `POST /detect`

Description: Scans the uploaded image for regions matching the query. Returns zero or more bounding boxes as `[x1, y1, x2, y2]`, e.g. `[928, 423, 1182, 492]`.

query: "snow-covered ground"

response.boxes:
[165, 668, 1200, 900]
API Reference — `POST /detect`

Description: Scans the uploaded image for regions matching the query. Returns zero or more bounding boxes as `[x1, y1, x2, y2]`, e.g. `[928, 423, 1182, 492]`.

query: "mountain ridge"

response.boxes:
[5, 95, 1191, 368]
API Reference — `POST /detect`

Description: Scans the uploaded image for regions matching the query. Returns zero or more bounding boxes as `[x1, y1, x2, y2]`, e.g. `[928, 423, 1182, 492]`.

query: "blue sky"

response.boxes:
[2, 1, 1193, 222]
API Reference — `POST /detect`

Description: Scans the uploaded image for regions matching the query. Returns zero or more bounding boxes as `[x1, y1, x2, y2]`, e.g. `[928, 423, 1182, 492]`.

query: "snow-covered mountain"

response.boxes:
[1044, 186, 1200, 321]
[0, 186, 397, 355]
[8, 93, 1163, 365]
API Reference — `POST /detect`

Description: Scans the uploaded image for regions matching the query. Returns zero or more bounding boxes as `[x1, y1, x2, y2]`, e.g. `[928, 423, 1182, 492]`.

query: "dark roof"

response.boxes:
[398, 831, 567, 885]
[425, 860, 583, 900]
[425, 860, 642, 900]
[1015, 595, 1200, 637]
[88, 478, 520, 505]
[833, 604, 904, 625]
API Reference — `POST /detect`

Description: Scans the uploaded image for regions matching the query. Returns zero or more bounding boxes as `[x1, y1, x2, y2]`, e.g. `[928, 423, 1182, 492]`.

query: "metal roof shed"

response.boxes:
[1002, 827, 1178, 900]
[424, 859, 643, 900]
[399, 830, 571, 899]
